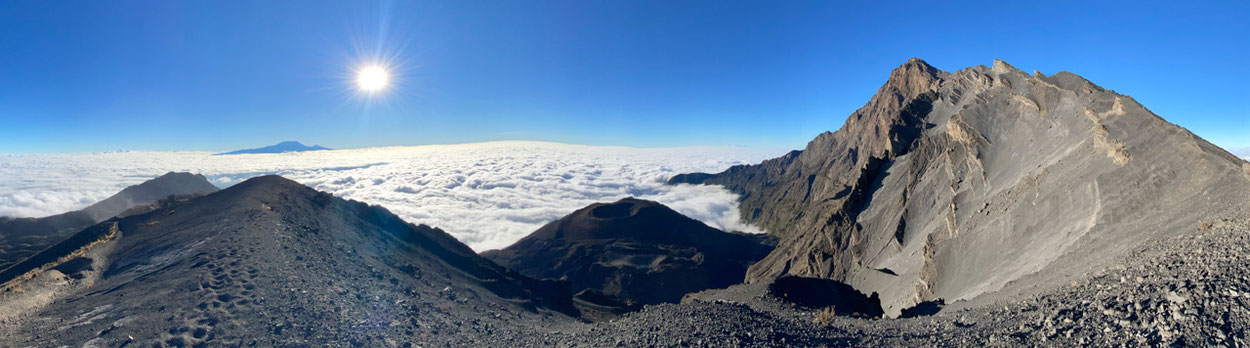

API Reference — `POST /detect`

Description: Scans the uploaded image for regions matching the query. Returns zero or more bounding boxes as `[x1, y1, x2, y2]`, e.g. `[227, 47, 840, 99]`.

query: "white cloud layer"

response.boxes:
[0, 142, 782, 251]
[1232, 147, 1250, 160]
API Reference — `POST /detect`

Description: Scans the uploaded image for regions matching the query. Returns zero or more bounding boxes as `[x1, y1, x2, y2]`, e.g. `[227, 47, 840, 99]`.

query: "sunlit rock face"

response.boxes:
[672, 59, 1250, 317]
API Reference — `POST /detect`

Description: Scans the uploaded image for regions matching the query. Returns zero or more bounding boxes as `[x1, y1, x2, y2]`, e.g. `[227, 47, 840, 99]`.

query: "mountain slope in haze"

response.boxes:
[216, 141, 331, 155]
[671, 58, 1250, 316]
[0, 175, 578, 346]
[483, 197, 776, 307]
[0, 172, 219, 271]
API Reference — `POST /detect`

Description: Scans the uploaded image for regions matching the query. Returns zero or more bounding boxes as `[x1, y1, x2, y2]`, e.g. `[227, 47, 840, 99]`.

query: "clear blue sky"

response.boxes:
[1, 1, 1246, 153]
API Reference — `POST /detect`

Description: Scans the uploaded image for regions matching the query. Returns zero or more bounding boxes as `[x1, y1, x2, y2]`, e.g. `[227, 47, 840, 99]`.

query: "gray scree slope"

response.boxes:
[0, 175, 578, 346]
[671, 58, 1250, 316]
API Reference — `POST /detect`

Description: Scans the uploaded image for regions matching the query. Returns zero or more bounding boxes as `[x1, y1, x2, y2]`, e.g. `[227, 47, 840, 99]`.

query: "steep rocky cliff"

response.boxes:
[672, 59, 1250, 316]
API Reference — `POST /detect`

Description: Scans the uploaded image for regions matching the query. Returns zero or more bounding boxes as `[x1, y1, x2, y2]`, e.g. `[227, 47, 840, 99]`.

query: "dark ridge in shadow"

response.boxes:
[0, 222, 117, 286]
[767, 276, 884, 318]
[589, 201, 634, 219]
[899, 298, 945, 318]
[483, 197, 777, 307]
[51, 257, 94, 280]
[0, 172, 218, 271]
[666, 172, 716, 185]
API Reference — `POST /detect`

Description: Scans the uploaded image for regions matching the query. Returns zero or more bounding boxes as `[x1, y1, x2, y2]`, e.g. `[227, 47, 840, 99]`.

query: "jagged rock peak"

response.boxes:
[668, 58, 1250, 318]
[884, 58, 943, 99]
[897, 57, 936, 71]
[991, 58, 1020, 74]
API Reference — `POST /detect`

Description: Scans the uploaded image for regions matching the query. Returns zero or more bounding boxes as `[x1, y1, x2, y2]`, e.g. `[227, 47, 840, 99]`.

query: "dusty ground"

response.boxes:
[502, 214, 1250, 347]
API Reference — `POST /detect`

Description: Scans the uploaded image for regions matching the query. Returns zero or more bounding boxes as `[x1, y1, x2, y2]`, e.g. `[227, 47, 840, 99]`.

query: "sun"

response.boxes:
[356, 65, 390, 92]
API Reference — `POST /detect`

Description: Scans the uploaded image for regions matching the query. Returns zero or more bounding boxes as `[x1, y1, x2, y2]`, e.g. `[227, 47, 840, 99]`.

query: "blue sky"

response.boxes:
[0, 1, 1246, 153]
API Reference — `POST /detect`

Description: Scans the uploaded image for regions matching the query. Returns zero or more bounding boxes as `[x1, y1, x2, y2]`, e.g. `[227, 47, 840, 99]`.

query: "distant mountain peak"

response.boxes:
[215, 141, 330, 155]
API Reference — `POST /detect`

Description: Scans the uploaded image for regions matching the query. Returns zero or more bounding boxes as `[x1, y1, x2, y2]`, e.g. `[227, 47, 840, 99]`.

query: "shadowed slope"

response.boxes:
[0, 172, 218, 271]
[483, 197, 775, 306]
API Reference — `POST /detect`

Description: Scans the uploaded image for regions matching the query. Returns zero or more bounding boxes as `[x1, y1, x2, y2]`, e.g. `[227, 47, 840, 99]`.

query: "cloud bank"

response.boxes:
[0, 142, 782, 251]
[1232, 147, 1250, 160]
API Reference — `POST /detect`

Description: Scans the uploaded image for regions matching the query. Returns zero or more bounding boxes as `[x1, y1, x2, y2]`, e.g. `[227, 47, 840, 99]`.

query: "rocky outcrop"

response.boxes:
[672, 58, 1250, 316]
[483, 198, 776, 306]
[767, 276, 884, 318]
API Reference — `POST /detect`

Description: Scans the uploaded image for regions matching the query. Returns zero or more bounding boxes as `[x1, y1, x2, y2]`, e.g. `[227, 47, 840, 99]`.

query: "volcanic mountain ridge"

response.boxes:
[671, 58, 1250, 316]
[0, 172, 219, 272]
[0, 175, 578, 346]
[483, 197, 776, 309]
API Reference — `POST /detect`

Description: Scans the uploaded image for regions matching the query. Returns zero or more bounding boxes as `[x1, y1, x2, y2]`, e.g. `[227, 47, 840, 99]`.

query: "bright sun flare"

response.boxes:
[356, 66, 390, 92]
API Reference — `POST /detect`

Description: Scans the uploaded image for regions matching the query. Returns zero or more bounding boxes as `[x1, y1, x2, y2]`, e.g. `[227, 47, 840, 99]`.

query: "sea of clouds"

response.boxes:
[0, 141, 783, 251]
[1233, 147, 1250, 160]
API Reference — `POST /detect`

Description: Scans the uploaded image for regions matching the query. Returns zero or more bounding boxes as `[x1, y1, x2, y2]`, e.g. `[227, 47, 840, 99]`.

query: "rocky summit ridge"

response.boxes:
[0, 175, 578, 346]
[672, 58, 1250, 317]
